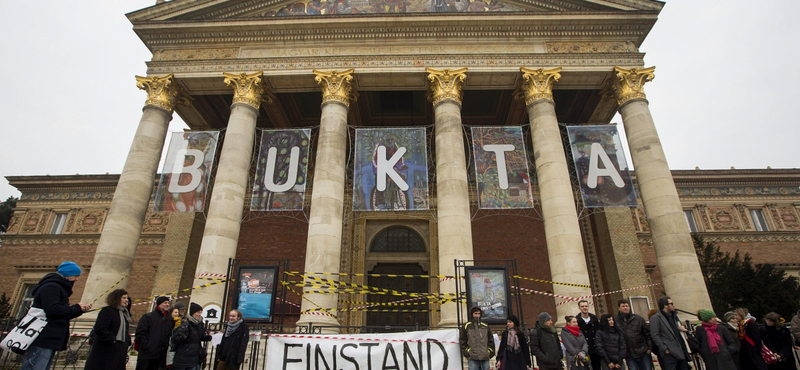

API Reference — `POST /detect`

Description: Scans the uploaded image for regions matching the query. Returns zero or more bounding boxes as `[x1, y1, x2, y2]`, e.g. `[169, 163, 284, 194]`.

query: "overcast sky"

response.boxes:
[1, 1, 798, 200]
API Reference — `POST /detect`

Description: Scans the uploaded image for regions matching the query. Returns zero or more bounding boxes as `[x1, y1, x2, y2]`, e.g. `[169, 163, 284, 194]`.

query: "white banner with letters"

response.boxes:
[153, 131, 220, 212]
[266, 329, 461, 370]
[566, 125, 636, 207]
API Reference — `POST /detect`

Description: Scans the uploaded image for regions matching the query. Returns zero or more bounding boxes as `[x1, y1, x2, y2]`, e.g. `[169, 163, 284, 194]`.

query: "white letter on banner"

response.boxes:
[587, 142, 625, 188]
[168, 149, 203, 193]
[483, 144, 515, 190]
[376, 146, 409, 192]
[264, 146, 300, 192]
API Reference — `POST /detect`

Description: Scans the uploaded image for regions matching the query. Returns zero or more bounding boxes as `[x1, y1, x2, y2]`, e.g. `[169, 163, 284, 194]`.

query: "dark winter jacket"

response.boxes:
[84, 306, 131, 370]
[135, 307, 172, 360]
[172, 318, 211, 368]
[576, 313, 599, 355]
[722, 323, 742, 370]
[216, 322, 250, 370]
[498, 329, 531, 370]
[616, 312, 652, 358]
[687, 323, 737, 370]
[649, 310, 689, 361]
[460, 320, 495, 360]
[760, 324, 794, 370]
[739, 317, 767, 370]
[596, 329, 627, 365]
[29, 273, 84, 350]
[529, 323, 563, 369]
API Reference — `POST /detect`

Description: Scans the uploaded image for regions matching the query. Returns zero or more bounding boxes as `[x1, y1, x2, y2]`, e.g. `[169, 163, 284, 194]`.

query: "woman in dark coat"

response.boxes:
[722, 311, 743, 370]
[759, 312, 795, 370]
[596, 313, 627, 370]
[84, 289, 131, 370]
[215, 309, 249, 370]
[172, 303, 212, 370]
[687, 310, 737, 370]
[497, 315, 531, 370]
[734, 308, 768, 370]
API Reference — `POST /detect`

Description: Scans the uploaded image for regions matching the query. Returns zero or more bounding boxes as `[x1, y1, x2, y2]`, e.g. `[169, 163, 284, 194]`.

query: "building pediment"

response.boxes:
[128, 0, 662, 21]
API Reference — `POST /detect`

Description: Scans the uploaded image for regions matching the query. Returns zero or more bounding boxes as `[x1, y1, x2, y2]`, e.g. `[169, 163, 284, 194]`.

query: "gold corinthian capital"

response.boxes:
[135, 73, 190, 112]
[223, 71, 267, 110]
[610, 66, 655, 106]
[314, 69, 357, 107]
[426, 67, 467, 106]
[516, 67, 562, 106]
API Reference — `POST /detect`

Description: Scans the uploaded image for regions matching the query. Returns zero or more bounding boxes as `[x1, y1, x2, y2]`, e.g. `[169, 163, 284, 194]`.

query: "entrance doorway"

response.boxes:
[366, 263, 429, 331]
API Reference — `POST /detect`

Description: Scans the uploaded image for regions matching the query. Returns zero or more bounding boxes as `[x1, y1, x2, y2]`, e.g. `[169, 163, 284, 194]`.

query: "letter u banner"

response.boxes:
[471, 126, 534, 209]
[566, 125, 637, 208]
[251, 128, 311, 211]
[153, 131, 220, 212]
[353, 128, 429, 211]
[266, 329, 461, 370]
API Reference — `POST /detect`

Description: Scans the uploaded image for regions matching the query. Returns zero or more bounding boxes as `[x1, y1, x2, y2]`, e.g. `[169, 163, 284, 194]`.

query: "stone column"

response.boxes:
[82, 74, 186, 304]
[610, 66, 711, 315]
[519, 67, 593, 322]
[295, 69, 356, 332]
[191, 72, 267, 306]
[426, 67, 474, 328]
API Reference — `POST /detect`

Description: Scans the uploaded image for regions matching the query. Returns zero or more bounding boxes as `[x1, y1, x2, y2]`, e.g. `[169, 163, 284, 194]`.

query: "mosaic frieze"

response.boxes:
[73, 210, 107, 234]
[251, 0, 531, 17]
[678, 186, 800, 197]
[148, 56, 643, 75]
[708, 207, 741, 231]
[640, 234, 800, 245]
[546, 41, 637, 53]
[20, 191, 114, 202]
[142, 212, 170, 233]
[3, 237, 164, 246]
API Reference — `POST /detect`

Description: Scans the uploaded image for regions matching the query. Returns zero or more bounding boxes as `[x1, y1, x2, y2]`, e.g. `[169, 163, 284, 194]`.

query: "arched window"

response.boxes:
[370, 227, 426, 252]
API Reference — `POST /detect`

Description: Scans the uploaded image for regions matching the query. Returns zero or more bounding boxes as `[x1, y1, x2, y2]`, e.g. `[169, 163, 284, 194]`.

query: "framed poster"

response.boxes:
[233, 265, 279, 321]
[464, 266, 511, 324]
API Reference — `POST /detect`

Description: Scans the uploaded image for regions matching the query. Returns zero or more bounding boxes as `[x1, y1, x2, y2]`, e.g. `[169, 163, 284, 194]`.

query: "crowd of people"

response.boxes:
[15, 261, 251, 370]
[461, 297, 800, 370]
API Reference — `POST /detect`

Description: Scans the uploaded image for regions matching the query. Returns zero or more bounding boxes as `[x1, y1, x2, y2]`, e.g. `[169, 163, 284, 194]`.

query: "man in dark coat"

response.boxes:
[576, 299, 601, 370]
[20, 261, 91, 370]
[172, 303, 212, 370]
[215, 309, 250, 370]
[529, 312, 563, 370]
[135, 296, 173, 370]
[616, 299, 654, 370]
[650, 296, 690, 370]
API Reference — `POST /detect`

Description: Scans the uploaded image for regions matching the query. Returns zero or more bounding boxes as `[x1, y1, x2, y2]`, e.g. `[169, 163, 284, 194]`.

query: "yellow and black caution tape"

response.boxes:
[289, 271, 456, 280]
[284, 281, 338, 319]
[338, 299, 433, 306]
[90, 274, 128, 305]
[131, 279, 229, 304]
[511, 275, 591, 288]
[194, 277, 226, 281]
[285, 272, 460, 298]
[284, 281, 461, 300]
[303, 307, 440, 313]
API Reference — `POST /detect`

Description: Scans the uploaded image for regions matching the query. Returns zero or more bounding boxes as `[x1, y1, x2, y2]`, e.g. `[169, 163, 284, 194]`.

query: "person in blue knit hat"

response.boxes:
[20, 261, 92, 370]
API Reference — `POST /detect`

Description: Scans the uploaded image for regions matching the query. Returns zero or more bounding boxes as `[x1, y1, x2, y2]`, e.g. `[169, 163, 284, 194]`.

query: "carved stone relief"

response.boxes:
[635, 208, 649, 233]
[6, 213, 23, 234]
[708, 207, 741, 231]
[74, 210, 107, 233]
[546, 41, 637, 53]
[142, 212, 170, 233]
[778, 206, 800, 229]
[20, 210, 46, 234]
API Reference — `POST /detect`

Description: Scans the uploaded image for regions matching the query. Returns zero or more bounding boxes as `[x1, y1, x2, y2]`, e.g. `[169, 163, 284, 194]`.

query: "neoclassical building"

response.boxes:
[3, 0, 800, 332]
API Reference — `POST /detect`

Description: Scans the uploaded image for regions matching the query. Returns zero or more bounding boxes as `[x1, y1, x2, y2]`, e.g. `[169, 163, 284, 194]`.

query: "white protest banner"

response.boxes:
[266, 329, 461, 370]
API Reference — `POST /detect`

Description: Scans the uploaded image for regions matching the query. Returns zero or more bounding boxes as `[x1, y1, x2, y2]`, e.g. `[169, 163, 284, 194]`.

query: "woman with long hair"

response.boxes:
[497, 315, 531, 370]
[596, 313, 627, 369]
[83, 289, 131, 370]
[687, 310, 737, 370]
[215, 309, 250, 370]
[734, 308, 768, 370]
[759, 312, 795, 370]
[561, 316, 589, 370]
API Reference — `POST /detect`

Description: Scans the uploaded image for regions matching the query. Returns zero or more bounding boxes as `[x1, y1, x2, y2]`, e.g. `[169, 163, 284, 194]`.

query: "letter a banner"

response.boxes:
[266, 329, 461, 370]
[353, 128, 429, 211]
[153, 131, 220, 212]
[251, 128, 311, 211]
[566, 125, 637, 207]
[471, 126, 534, 209]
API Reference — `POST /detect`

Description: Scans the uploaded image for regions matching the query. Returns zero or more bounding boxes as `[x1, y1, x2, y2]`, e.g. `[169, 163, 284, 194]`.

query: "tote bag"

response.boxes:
[0, 307, 48, 354]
